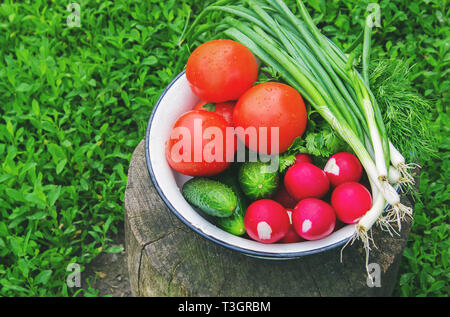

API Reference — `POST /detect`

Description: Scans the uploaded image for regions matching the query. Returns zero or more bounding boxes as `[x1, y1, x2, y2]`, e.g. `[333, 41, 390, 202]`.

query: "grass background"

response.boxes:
[0, 0, 448, 296]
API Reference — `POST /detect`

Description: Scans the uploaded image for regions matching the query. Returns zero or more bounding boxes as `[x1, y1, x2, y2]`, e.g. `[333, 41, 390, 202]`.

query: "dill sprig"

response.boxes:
[369, 59, 438, 163]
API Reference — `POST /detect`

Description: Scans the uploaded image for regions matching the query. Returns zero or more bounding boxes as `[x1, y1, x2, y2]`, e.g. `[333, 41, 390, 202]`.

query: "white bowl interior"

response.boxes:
[148, 72, 357, 256]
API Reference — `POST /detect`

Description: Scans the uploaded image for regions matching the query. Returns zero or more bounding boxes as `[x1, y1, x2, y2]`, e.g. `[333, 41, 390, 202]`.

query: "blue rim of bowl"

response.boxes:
[144, 71, 392, 259]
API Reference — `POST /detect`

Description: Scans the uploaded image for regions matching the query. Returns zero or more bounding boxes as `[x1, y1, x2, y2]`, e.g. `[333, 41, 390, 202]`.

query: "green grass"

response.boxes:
[0, 0, 448, 296]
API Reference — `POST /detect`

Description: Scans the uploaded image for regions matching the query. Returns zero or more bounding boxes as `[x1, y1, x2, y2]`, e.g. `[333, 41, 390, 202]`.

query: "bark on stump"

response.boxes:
[125, 140, 412, 297]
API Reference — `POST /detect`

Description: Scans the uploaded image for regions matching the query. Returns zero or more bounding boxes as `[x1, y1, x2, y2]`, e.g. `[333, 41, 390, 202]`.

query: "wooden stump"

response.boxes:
[125, 140, 412, 297]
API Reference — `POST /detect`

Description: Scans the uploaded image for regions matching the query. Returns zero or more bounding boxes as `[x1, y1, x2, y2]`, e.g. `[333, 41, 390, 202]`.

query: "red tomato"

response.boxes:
[165, 110, 236, 177]
[193, 100, 235, 125]
[186, 39, 258, 103]
[233, 82, 307, 155]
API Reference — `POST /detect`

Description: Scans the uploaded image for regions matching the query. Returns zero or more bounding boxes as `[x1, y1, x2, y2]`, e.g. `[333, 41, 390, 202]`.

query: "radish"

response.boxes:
[324, 152, 363, 187]
[284, 162, 330, 201]
[244, 199, 291, 244]
[292, 198, 336, 241]
[294, 153, 313, 165]
[273, 183, 298, 209]
[331, 182, 372, 224]
[279, 209, 302, 243]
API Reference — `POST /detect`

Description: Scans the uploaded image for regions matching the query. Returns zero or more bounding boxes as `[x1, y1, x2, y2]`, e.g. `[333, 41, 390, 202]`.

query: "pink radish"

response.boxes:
[294, 153, 313, 165]
[273, 183, 298, 209]
[244, 199, 291, 244]
[279, 209, 302, 243]
[331, 182, 372, 224]
[324, 152, 363, 187]
[284, 162, 330, 201]
[292, 198, 336, 241]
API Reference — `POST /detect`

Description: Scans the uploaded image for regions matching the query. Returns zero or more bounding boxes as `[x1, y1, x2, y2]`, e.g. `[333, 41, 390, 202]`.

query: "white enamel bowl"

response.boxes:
[145, 71, 359, 259]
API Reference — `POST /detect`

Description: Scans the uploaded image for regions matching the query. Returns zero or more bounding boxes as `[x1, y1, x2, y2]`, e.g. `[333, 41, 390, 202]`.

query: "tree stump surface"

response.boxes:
[124, 140, 412, 297]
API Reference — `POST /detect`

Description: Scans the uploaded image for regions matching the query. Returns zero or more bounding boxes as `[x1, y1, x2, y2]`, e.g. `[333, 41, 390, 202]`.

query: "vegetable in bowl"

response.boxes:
[186, 39, 259, 102]
[238, 161, 279, 200]
[180, 0, 422, 250]
[157, 0, 432, 265]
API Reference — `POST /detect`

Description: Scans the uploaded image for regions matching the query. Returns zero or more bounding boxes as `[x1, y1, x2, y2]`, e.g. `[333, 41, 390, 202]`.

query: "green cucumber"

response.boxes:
[212, 167, 247, 236]
[238, 161, 279, 200]
[182, 178, 237, 218]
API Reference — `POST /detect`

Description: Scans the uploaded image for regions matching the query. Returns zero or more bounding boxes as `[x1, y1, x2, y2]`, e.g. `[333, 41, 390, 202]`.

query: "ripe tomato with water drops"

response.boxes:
[165, 110, 236, 177]
[193, 100, 235, 125]
[233, 82, 307, 155]
[186, 39, 258, 103]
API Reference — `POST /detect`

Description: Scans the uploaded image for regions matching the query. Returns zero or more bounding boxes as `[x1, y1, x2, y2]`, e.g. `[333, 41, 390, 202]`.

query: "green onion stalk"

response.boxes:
[181, 0, 414, 250]
[293, 0, 411, 224]
[357, 11, 413, 234]
[320, 7, 418, 189]
[290, 0, 418, 190]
